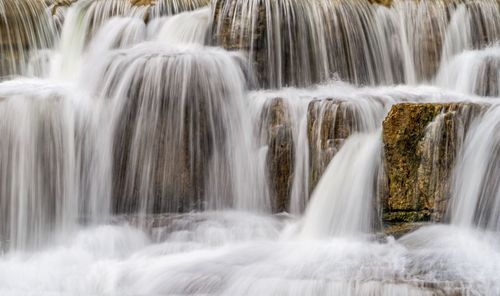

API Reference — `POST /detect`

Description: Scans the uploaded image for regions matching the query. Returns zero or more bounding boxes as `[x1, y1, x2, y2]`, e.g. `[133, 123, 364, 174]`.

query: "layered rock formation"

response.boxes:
[258, 99, 488, 236]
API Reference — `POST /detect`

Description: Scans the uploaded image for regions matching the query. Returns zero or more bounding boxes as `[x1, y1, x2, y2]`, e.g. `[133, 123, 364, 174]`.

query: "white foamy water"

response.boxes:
[1, 213, 500, 295]
[436, 45, 500, 97]
[1, 0, 500, 295]
[301, 132, 382, 238]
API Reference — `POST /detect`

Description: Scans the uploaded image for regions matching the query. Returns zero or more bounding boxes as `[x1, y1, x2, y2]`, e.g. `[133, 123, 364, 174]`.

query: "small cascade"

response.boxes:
[0, 0, 55, 78]
[436, 45, 500, 97]
[450, 105, 500, 231]
[84, 17, 147, 60]
[151, 7, 211, 45]
[50, 0, 210, 80]
[301, 133, 382, 238]
[250, 91, 311, 213]
[307, 96, 388, 191]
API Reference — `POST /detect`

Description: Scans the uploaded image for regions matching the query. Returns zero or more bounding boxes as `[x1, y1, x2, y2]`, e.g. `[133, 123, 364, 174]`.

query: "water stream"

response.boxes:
[0, 0, 500, 295]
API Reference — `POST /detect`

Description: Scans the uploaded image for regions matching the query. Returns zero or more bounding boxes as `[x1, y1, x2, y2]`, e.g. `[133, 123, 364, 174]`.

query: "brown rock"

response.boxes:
[260, 98, 294, 212]
[307, 99, 356, 193]
[382, 102, 485, 226]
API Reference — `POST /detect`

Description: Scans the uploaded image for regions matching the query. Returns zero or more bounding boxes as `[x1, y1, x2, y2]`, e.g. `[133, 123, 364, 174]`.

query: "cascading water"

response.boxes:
[213, 0, 500, 88]
[1, 0, 500, 295]
[301, 132, 382, 238]
[450, 105, 500, 231]
[0, 0, 55, 78]
[436, 45, 500, 97]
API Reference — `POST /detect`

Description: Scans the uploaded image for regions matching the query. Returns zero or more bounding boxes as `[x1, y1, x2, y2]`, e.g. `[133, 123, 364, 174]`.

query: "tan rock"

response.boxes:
[307, 99, 356, 193]
[260, 98, 294, 212]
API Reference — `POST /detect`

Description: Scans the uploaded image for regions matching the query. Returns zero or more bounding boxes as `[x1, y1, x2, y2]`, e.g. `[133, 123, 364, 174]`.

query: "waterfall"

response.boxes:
[0, 79, 111, 250]
[213, 0, 500, 88]
[436, 45, 500, 97]
[0, 0, 55, 78]
[51, 1, 211, 80]
[301, 132, 382, 238]
[1, 0, 500, 294]
[450, 105, 500, 231]
[81, 42, 266, 214]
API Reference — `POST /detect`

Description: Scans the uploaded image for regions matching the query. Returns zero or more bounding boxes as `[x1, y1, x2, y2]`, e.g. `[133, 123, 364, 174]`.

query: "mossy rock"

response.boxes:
[382, 102, 485, 226]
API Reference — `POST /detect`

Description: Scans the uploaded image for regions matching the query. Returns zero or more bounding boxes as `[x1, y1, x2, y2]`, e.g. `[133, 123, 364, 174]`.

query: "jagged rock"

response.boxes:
[307, 99, 356, 193]
[382, 102, 485, 228]
[260, 98, 294, 212]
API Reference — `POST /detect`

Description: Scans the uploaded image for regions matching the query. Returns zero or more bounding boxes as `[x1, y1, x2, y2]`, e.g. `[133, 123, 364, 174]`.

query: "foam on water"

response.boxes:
[1, 214, 499, 295]
[1, 0, 500, 294]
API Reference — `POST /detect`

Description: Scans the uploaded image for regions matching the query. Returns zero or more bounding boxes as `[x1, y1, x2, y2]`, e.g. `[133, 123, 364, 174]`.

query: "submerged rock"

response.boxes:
[382, 102, 485, 229]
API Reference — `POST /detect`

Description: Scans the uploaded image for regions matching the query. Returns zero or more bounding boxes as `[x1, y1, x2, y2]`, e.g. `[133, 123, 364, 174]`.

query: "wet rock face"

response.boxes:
[100, 47, 242, 215]
[112, 81, 216, 214]
[260, 98, 294, 212]
[307, 99, 357, 193]
[382, 103, 484, 228]
[0, 0, 53, 78]
[212, 0, 268, 86]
